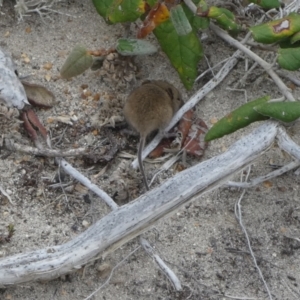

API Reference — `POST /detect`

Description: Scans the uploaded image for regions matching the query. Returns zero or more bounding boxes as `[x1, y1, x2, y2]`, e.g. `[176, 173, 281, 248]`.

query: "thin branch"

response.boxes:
[140, 237, 182, 291]
[196, 57, 230, 81]
[276, 70, 300, 87]
[220, 295, 258, 300]
[235, 182, 273, 299]
[57, 158, 118, 210]
[227, 160, 300, 188]
[3, 139, 87, 157]
[281, 278, 300, 300]
[84, 246, 141, 300]
[0, 184, 14, 205]
[209, 23, 294, 101]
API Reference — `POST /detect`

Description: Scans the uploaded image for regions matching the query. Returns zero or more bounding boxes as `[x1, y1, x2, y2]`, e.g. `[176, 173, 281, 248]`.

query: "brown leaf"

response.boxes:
[21, 111, 38, 141]
[26, 109, 48, 140]
[21, 81, 56, 108]
[149, 138, 173, 158]
[137, 2, 170, 38]
[183, 118, 208, 157]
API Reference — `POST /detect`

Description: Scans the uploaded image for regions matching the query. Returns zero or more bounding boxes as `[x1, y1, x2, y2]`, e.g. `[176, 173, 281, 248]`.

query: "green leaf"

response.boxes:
[60, 45, 93, 79]
[290, 31, 300, 44]
[116, 38, 157, 55]
[154, 19, 203, 89]
[146, 0, 157, 7]
[254, 101, 300, 122]
[205, 96, 270, 141]
[250, 12, 300, 44]
[170, 5, 192, 36]
[182, 0, 209, 31]
[278, 47, 300, 71]
[92, 0, 146, 24]
[199, 6, 240, 35]
[248, 0, 280, 9]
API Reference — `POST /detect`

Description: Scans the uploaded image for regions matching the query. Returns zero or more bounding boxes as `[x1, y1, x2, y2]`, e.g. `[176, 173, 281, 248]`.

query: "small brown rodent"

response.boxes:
[124, 80, 182, 190]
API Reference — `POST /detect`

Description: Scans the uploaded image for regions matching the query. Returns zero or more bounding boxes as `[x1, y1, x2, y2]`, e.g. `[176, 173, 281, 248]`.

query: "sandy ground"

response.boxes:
[1, 1, 300, 299]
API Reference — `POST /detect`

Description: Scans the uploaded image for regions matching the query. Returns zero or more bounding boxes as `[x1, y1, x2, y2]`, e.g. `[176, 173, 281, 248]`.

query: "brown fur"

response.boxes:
[124, 80, 182, 190]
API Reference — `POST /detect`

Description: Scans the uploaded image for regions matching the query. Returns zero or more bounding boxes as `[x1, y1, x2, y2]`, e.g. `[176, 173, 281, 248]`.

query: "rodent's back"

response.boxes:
[124, 83, 175, 137]
[146, 80, 182, 113]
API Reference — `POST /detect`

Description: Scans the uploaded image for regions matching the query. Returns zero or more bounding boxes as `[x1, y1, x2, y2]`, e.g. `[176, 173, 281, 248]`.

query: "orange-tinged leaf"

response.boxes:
[137, 3, 170, 38]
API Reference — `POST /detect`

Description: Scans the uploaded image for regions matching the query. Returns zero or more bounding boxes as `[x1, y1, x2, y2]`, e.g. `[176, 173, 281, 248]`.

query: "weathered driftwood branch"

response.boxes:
[0, 121, 278, 286]
[58, 158, 181, 289]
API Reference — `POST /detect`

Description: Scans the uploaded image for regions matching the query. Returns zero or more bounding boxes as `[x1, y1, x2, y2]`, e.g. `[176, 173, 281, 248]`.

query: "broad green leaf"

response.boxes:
[154, 19, 203, 90]
[205, 96, 270, 141]
[254, 102, 300, 122]
[92, 0, 146, 24]
[182, 0, 209, 31]
[60, 45, 93, 79]
[277, 40, 300, 70]
[250, 13, 300, 44]
[170, 5, 192, 36]
[116, 38, 157, 55]
[248, 0, 280, 9]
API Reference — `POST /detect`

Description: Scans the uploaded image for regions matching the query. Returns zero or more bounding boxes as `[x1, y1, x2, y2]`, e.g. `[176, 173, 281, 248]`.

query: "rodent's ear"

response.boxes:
[166, 87, 174, 100]
[141, 80, 151, 85]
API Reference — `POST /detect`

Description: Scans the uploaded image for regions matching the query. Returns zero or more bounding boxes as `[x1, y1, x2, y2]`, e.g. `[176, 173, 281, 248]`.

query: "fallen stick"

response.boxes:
[0, 121, 278, 286]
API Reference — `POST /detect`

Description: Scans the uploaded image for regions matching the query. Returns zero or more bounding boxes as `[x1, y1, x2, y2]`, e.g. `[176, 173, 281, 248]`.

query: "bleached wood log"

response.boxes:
[0, 121, 278, 286]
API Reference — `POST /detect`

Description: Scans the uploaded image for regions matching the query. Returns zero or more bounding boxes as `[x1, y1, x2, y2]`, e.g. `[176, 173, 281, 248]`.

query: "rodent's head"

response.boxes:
[142, 80, 183, 113]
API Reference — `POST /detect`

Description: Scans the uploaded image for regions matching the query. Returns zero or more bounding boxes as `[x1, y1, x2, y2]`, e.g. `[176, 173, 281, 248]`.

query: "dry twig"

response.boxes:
[2, 139, 87, 157]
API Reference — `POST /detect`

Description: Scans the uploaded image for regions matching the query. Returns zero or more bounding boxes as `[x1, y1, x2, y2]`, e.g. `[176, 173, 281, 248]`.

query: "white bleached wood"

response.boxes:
[0, 48, 29, 109]
[277, 126, 300, 161]
[0, 121, 278, 286]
